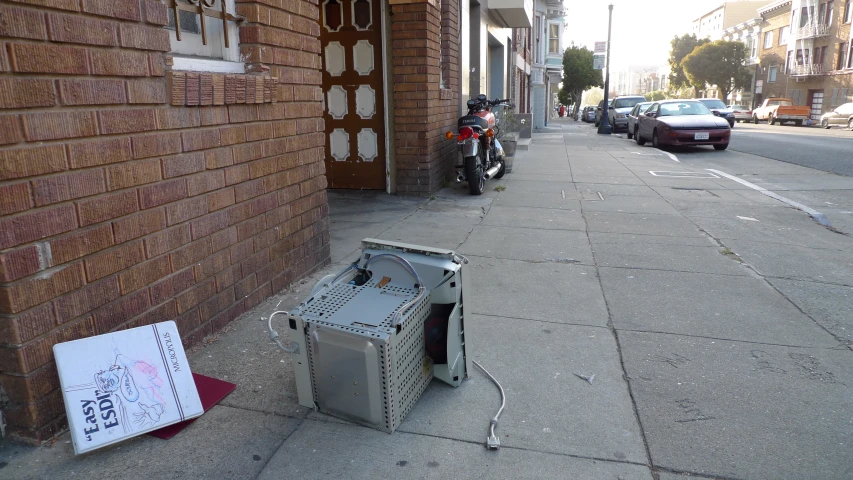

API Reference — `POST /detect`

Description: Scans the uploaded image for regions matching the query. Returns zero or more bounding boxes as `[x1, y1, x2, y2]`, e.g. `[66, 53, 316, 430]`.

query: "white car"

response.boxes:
[727, 105, 752, 123]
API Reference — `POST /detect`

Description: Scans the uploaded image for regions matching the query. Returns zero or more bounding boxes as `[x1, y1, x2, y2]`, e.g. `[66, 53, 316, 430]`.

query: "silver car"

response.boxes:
[626, 102, 653, 140]
[820, 102, 853, 130]
[727, 105, 752, 123]
[609, 96, 647, 133]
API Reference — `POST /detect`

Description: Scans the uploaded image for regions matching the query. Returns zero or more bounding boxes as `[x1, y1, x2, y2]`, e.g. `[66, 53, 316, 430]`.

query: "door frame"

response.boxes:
[379, 0, 392, 193]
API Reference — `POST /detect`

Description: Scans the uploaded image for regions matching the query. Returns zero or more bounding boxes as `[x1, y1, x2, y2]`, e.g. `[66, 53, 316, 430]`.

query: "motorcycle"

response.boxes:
[447, 94, 510, 195]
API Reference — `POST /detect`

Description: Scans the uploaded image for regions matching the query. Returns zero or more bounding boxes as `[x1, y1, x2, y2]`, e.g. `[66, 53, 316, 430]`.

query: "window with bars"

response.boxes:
[164, 0, 244, 71]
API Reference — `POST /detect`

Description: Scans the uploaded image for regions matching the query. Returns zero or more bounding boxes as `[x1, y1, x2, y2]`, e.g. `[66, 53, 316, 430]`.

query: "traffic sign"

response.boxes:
[594, 41, 607, 53]
[593, 54, 605, 70]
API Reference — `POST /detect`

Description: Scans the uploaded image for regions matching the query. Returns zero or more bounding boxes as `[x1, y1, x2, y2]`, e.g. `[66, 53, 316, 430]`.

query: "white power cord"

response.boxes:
[473, 360, 505, 450]
[267, 310, 299, 353]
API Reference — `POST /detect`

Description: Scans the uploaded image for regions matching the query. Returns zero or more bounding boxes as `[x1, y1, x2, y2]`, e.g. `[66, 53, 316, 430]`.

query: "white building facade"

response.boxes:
[531, 0, 566, 128]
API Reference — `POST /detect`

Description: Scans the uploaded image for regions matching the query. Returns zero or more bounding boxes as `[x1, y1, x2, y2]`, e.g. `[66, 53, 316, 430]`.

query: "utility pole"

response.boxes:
[597, 4, 614, 135]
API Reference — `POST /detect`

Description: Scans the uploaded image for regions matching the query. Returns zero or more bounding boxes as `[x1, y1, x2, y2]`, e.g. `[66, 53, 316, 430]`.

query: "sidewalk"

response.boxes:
[2, 118, 852, 480]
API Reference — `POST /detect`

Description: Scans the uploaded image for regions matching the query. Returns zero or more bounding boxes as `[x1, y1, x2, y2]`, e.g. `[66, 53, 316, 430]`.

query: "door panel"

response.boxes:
[321, 0, 386, 190]
[807, 90, 824, 121]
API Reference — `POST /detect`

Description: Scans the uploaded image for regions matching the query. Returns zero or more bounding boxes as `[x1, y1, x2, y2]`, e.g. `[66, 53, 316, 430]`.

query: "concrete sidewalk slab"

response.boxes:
[620, 330, 853, 480]
[459, 225, 594, 264]
[585, 212, 705, 237]
[479, 205, 585, 231]
[2, 405, 299, 480]
[587, 232, 718, 247]
[467, 257, 608, 326]
[686, 209, 851, 249]
[724, 239, 853, 286]
[599, 268, 840, 347]
[398, 314, 648, 464]
[592, 242, 751, 277]
[491, 189, 582, 210]
[582, 195, 681, 215]
[768, 278, 853, 346]
[259, 420, 654, 480]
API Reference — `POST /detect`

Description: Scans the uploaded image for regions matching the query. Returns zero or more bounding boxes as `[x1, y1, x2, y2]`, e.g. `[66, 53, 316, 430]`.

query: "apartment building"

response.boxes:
[693, 1, 771, 40]
[758, 0, 853, 119]
[531, 0, 566, 128]
[722, 17, 763, 105]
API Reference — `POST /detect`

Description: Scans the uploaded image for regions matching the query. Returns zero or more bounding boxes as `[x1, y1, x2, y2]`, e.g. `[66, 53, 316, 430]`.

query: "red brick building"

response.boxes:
[0, 0, 330, 442]
[0, 0, 530, 443]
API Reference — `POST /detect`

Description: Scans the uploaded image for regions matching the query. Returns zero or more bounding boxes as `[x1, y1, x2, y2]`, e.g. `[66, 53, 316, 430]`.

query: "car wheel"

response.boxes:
[714, 143, 729, 151]
[753, 114, 759, 124]
[770, 116, 776, 125]
[652, 129, 660, 148]
[635, 128, 646, 145]
[821, 119, 830, 129]
[626, 127, 633, 139]
[794, 120, 803, 126]
[847, 118, 853, 130]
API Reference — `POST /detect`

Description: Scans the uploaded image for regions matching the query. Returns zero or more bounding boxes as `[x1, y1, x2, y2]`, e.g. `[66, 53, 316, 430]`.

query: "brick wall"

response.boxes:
[391, 0, 459, 195]
[0, 0, 329, 442]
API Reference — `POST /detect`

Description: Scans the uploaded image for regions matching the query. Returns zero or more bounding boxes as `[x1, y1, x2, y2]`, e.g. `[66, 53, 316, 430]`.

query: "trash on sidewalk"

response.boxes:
[268, 239, 484, 435]
[574, 373, 596, 385]
[148, 373, 236, 440]
[53, 321, 204, 454]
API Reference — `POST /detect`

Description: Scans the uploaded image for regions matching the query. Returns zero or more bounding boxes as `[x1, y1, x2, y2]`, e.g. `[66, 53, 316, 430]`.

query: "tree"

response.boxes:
[560, 44, 603, 120]
[644, 90, 667, 101]
[682, 40, 753, 102]
[668, 34, 708, 91]
[582, 87, 603, 108]
[557, 89, 572, 107]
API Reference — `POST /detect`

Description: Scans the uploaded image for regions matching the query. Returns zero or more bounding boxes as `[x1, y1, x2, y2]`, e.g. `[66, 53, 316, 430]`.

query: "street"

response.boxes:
[603, 120, 853, 235]
[728, 123, 853, 177]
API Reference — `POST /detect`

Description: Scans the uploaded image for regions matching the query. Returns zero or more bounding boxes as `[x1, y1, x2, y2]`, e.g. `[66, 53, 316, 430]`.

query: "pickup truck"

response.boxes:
[752, 98, 811, 126]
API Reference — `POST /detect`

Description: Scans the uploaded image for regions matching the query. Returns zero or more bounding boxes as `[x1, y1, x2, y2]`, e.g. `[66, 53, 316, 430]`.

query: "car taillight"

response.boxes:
[458, 126, 474, 141]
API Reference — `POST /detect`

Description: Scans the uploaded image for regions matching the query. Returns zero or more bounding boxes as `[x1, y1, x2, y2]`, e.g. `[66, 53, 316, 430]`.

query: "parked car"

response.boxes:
[696, 98, 735, 127]
[635, 100, 731, 150]
[752, 98, 810, 125]
[626, 101, 653, 139]
[595, 98, 614, 127]
[727, 104, 752, 123]
[819, 102, 853, 129]
[609, 96, 647, 133]
[584, 106, 596, 122]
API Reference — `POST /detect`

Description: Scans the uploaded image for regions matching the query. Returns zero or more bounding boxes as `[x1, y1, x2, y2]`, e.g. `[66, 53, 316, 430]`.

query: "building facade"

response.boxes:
[0, 0, 533, 443]
[722, 17, 763, 105]
[530, 0, 565, 129]
[757, 0, 853, 118]
[693, 1, 772, 40]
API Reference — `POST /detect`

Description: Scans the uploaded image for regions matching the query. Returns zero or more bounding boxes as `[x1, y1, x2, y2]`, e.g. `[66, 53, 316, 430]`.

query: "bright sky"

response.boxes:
[563, 0, 723, 69]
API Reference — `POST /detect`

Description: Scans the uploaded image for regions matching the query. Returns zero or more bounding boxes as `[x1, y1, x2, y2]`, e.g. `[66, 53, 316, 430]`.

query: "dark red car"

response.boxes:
[635, 100, 731, 150]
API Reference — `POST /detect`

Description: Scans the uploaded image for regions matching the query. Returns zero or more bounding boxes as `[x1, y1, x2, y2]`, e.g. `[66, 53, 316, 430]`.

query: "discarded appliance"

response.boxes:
[268, 239, 474, 433]
[53, 321, 203, 454]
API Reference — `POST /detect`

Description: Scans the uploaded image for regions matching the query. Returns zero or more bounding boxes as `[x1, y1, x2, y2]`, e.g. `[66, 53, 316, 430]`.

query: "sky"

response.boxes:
[562, 0, 724, 69]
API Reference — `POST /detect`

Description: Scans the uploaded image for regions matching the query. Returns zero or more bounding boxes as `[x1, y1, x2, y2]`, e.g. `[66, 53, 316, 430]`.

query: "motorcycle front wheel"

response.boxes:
[464, 155, 485, 195]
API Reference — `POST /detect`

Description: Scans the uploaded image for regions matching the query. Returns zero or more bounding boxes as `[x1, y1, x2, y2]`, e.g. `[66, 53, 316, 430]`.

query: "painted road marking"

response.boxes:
[654, 148, 680, 163]
[707, 169, 831, 227]
[649, 171, 719, 178]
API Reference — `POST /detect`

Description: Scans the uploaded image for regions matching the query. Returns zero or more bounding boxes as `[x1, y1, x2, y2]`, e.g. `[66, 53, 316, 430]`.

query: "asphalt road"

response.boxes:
[728, 122, 853, 176]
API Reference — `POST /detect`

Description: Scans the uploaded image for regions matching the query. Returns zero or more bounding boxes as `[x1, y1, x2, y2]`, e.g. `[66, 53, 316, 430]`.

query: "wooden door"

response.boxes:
[320, 0, 386, 190]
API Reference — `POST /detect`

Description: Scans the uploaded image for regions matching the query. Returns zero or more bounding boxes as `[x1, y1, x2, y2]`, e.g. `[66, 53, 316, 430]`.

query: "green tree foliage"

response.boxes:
[560, 44, 603, 119]
[668, 34, 708, 91]
[682, 40, 752, 102]
[583, 88, 603, 108]
[557, 89, 572, 107]
[643, 90, 667, 101]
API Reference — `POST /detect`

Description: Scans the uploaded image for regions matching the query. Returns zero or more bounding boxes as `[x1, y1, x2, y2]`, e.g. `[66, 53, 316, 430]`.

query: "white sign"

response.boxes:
[755, 80, 763, 94]
[593, 54, 605, 70]
[594, 41, 607, 53]
[54, 321, 203, 454]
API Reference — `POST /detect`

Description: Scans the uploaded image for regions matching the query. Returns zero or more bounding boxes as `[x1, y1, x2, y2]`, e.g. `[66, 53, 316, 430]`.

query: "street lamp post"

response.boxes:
[597, 4, 614, 135]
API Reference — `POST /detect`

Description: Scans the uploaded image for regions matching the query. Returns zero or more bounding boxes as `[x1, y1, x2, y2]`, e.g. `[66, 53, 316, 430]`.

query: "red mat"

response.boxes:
[149, 372, 237, 440]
